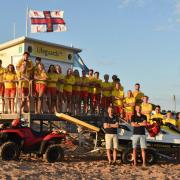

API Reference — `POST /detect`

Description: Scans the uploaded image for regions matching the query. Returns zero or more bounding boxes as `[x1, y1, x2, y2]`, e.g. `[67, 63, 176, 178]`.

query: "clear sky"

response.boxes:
[0, 0, 180, 111]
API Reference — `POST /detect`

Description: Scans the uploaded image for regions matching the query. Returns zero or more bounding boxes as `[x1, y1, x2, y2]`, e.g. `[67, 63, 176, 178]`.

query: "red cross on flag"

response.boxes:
[29, 10, 67, 33]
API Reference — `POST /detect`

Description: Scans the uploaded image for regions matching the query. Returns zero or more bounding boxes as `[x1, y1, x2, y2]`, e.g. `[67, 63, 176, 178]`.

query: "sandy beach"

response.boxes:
[0, 154, 179, 180]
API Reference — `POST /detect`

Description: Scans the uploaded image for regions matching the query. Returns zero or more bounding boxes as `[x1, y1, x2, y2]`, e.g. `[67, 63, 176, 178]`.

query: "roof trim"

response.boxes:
[0, 36, 82, 53]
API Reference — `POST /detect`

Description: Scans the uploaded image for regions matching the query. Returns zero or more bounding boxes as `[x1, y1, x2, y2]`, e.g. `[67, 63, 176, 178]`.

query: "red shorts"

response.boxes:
[101, 96, 111, 108]
[0, 84, 5, 96]
[72, 90, 80, 96]
[81, 91, 88, 98]
[114, 106, 123, 114]
[18, 87, 29, 97]
[47, 87, 57, 95]
[35, 83, 46, 94]
[5, 88, 16, 97]
[125, 112, 134, 121]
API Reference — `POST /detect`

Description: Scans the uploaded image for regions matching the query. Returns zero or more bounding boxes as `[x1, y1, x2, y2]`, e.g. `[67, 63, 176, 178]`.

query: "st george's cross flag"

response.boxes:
[29, 10, 67, 33]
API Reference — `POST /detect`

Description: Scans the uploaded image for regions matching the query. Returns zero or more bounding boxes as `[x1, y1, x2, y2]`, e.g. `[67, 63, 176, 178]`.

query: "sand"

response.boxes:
[0, 154, 179, 180]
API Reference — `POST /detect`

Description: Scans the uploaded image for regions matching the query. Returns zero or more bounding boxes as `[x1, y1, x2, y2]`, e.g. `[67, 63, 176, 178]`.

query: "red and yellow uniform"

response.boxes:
[0, 67, 5, 96]
[47, 73, 59, 95]
[57, 74, 65, 94]
[112, 89, 124, 114]
[63, 75, 75, 95]
[80, 77, 89, 98]
[163, 118, 177, 126]
[91, 78, 102, 105]
[133, 90, 144, 104]
[124, 97, 135, 121]
[141, 103, 153, 122]
[3, 72, 17, 97]
[34, 70, 47, 94]
[101, 81, 112, 108]
[72, 76, 81, 96]
[17, 71, 30, 96]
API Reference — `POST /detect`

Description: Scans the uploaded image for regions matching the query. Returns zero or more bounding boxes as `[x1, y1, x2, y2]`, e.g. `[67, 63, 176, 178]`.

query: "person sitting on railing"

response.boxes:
[17, 63, 30, 113]
[34, 63, 47, 114]
[47, 65, 59, 114]
[3, 64, 17, 114]
[0, 60, 6, 113]
[16, 52, 34, 78]
[55, 65, 64, 113]
[63, 68, 75, 114]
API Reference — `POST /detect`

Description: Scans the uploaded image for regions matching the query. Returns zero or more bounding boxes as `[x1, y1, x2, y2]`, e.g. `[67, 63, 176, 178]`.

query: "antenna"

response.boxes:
[13, 22, 16, 39]
[25, 7, 29, 37]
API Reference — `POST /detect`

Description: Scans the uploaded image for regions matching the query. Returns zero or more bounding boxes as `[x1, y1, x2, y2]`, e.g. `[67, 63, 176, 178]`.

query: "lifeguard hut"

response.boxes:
[0, 36, 85, 127]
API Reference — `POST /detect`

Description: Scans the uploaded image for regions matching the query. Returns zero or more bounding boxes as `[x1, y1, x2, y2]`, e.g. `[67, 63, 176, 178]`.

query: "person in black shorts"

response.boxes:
[131, 105, 147, 167]
[103, 106, 119, 165]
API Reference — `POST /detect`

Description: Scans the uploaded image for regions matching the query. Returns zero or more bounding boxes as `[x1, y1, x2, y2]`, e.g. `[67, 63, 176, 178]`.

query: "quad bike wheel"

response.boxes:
[146, 149, 157, 165]
[0, 142, 20, 161]
[122, 149, 134, 164]
[45, 144, 64, 163]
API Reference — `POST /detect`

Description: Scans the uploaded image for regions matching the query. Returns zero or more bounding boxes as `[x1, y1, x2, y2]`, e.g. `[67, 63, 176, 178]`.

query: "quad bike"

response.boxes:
[0, 119, 70, 163]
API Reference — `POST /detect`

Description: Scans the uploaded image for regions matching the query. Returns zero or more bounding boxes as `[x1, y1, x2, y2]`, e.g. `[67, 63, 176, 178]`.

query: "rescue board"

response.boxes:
[56, 113, 100, 132]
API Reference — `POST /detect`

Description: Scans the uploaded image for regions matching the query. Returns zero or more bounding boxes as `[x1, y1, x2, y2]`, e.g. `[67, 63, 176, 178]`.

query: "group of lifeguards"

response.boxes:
[0, 51, 180, 128]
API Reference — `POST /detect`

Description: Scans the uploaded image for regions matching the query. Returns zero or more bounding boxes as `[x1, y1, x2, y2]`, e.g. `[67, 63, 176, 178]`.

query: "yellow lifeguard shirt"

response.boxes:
[64, 75, 75, 92]
[16, 59, 34, 73]
[112, 89, 124, 106]
[124, 97, 135, 112]
[0, 67, 5, 82]
[17, 71, 30, 88]
[35, 70, 47, 85]
[47, 73, 59, 88]
[57, 74, 64, 93]
[141, 103, 152, 121]
[73, 77, 81, 92]
[101, 82, 112, 97]
[88, 76, 96, 93]
[81, 77, 89, 92]
[163, 118, 177, 126]
[133, 91, 144, 102]
[92, 79, 102, 94]
[3, 72, 17, 88]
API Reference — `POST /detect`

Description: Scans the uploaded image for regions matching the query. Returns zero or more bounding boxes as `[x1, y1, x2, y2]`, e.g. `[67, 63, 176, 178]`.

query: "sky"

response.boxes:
[0, 0, 180, 111]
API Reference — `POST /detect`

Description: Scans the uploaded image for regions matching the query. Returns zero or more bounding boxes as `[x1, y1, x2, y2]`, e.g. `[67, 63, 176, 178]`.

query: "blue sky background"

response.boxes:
[0, 0, 180, 111]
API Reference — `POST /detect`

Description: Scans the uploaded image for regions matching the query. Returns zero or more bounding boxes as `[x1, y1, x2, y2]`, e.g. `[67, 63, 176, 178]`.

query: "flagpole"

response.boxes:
[25, 6, 29, 37]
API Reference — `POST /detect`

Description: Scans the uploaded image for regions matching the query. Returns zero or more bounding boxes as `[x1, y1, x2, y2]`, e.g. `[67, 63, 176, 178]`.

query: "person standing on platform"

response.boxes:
[47, 65, 59, 114]
[80, 70, 89, 115]
[112, 82, 124, 118]
[55, 65, 64, 113]
[0, 60, 6, 113]
[34, 63, 47, 114]
[124, 90, 135, 123]
[16, 52, 34, 78]
[103, 106, 119, 165]
[131, 105, 147, 167]
[133, 83, 144, 105]
[141, 96, 153, 122]
[101, 74, 112, 115]
[63, 68, 75, 114]
[17, 63, 30, 113]
[3, 64, 17, 114]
